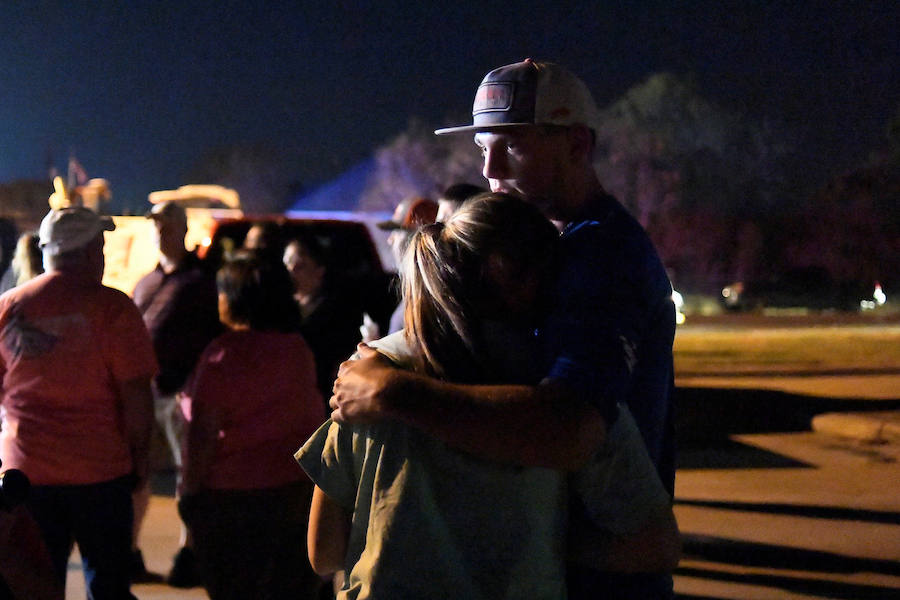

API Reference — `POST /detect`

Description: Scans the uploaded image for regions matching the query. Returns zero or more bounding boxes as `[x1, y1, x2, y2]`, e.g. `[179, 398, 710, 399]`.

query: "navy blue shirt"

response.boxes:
[540, 192, 676, 495]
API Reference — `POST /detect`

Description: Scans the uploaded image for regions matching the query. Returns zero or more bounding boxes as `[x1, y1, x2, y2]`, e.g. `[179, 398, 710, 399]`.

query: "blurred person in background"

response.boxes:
[376, 196, 437, 335]
[0, 232, 44, 294]
[0, 206, 156, 598]
[242, 221, 287, 267]
[178, 253, 325, 600]
[131, 201, 222, 586]
[284, 234, 365, 413]
[435, 183, 487, 222]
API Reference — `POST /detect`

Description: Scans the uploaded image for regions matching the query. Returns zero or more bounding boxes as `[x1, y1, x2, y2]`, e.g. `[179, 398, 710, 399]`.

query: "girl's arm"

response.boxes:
[308, 485, 350, 575]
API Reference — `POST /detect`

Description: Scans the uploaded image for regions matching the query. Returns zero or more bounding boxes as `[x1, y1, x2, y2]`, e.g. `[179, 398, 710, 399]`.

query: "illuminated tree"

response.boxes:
[594, 73, 796, 291]
[358, 118, 482, 212]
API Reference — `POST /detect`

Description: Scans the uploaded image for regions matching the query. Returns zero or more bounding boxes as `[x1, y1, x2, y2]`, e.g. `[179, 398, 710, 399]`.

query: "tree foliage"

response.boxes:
[358, 119, 483, 212]
[592, 73, 796, 290]
[784, 165, 900, 291]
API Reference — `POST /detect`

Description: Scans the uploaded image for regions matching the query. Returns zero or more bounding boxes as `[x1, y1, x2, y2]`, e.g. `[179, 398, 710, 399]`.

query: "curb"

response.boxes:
[811, 411, 900, 444]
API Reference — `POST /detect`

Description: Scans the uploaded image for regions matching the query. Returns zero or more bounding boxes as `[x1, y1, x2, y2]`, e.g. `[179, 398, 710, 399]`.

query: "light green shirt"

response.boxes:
[296, 332, 568, 600]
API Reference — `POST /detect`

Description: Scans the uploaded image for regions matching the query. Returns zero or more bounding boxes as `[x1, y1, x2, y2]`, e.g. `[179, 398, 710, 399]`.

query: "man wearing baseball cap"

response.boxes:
[331, 60, 678, 598]
[377, 196, 438, 334]
[0, 206, 157, 597]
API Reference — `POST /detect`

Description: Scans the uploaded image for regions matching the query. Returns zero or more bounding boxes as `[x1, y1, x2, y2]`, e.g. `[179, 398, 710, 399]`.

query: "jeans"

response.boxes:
[26, 475, 136, 600]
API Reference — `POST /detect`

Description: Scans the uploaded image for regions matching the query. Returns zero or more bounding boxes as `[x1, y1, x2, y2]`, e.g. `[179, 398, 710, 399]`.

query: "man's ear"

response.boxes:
[568, 125, 594, 164]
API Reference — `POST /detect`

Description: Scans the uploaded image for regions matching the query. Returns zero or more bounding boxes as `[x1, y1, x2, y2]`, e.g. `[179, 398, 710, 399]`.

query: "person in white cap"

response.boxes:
[330, 60, 678, 599]
[376, 196, 438, 334]
[0, 206, 156, 598]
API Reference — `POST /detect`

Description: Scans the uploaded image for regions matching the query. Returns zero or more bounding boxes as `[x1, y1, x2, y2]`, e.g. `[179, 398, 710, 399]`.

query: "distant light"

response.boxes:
[201, 236, 212, 248]
[861, 282, 887, 311]
[672, 289, 686, 325]
[874, 282, 886, 306]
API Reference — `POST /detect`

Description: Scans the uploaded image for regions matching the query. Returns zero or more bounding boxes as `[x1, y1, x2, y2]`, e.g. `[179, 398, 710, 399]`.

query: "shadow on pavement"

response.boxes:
[679, 535, 900, 598]
[681, 534, 900, 576]
[676, 437, 810, 470]
[677, 565, 898, 599]
[674, 499, 900, 525]
[675, 387, 900, 469]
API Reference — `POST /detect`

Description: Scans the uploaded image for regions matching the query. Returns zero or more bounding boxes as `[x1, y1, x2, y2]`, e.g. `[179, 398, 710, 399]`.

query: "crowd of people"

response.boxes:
[0, 59, 679, 600]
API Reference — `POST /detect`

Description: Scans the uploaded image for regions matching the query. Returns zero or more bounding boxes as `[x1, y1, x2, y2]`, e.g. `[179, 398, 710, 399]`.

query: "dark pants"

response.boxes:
[568, 564, 674, 600]
[26, 475, 136, 600]
[179, 480, 321, 600]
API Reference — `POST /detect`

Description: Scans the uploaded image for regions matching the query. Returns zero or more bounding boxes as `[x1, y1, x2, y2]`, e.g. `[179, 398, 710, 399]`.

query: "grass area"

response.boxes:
[674, 324, 900, 374]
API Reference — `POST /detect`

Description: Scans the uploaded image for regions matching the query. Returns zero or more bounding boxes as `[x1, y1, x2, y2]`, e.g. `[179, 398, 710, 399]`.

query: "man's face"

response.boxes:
[474, 127, 571, 219]
[283, 241, 325, 297]
[387, 229, 412, 268]
[152, 217, 187, 257]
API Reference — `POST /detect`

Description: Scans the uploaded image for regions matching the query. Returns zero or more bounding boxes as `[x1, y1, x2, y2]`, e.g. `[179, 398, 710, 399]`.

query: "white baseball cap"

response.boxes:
[39, 207, 115, 256]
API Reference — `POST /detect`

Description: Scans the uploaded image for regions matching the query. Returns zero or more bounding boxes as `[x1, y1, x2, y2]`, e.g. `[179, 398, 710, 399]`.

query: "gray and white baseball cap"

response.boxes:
[435, 59, 601, 135]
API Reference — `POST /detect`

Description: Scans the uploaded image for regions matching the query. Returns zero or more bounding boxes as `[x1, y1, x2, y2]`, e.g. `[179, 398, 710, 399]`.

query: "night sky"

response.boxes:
[1, 2, 897, 213]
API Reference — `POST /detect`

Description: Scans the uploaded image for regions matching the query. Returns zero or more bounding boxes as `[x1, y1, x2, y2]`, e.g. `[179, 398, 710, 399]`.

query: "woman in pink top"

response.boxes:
[178, 252, 325, 600]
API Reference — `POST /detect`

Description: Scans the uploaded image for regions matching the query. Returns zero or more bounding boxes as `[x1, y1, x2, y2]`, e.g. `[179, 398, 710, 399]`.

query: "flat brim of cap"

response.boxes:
[376, 220, 402, 230]
[434, 122, 539, 136]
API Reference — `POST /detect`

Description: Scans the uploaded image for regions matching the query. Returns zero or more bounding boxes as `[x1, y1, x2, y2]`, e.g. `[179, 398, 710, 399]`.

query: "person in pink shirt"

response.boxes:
[0, 206, 156, 598]
[177, 252, 325, 600]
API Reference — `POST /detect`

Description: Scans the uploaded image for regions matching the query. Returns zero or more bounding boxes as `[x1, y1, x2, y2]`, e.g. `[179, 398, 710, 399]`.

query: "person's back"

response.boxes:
[298, 333, 567, 600]
[182, 328, 323, 489]
[178, 254, 324, 600]
[0, 206, 156, 598]
[0, 270, 149, 484]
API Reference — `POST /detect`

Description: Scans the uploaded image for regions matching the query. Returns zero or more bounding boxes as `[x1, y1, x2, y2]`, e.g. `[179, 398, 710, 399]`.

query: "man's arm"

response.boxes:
[116, 375, 154, 489]
[330, 345, 606, 470]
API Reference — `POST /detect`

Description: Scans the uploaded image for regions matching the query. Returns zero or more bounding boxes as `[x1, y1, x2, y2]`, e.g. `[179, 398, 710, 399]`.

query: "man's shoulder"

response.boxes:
[565, 196, 651, 249]
[133, 264, 164, 293]
[99, 281, 145, 309]
[367, 331, 416, 369]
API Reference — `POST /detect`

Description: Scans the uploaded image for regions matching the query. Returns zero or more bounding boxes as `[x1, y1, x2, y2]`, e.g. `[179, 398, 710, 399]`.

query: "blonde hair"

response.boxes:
[13, 232, 43, 285]
[401, 193, 558, 382]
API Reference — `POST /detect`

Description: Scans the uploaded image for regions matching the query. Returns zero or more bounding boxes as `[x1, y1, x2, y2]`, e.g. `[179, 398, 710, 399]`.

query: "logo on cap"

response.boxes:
[474, 83, 513, 114]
